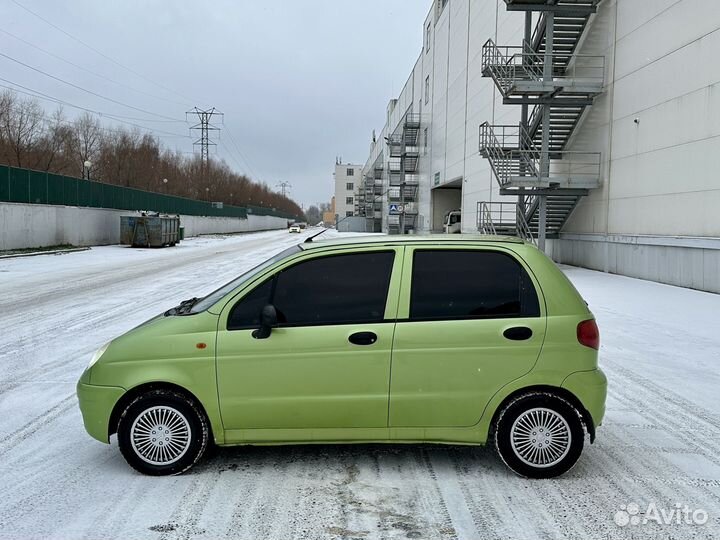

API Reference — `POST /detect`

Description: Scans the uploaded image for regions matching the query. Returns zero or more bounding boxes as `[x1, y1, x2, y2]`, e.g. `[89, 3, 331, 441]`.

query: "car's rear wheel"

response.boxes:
[117, 389, 209, 476]
[494, 392, 584, 478]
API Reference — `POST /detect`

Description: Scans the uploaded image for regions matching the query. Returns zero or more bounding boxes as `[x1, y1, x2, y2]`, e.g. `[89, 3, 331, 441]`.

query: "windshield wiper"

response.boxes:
[165, 297, 201, 316]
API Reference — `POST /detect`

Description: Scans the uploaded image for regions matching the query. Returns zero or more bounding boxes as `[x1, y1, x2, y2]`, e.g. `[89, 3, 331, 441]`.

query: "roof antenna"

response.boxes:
[305, 228, 329, 243]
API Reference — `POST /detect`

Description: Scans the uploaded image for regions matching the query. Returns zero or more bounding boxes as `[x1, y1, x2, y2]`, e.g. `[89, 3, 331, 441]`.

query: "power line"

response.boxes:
[0, 27, 192, 110]
[12, 107, 187, 143]
[0, 51, 183, 122]
[218, 140, 249, 176]
[0, 78, 191, 140]
[9, 0, 200, 106]
[224, 127, 260, 180]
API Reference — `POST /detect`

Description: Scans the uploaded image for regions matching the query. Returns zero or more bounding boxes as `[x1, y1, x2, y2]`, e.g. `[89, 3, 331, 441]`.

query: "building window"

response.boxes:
[346, 211, 353, 217]
[346, 197, 353, 205]
[426, 22, 431, 53]
[436, 0, 449, 20]
[346, 182, 354, 191]
[423, 127, 429, 154]
[346, 168, 355, 176]
[425, 76, 430, 105]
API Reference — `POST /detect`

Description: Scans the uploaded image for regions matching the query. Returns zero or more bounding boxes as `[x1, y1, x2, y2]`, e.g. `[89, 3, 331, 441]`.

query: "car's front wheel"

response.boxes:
[117, 389, 209, 476]
[494, 392, 585, 478]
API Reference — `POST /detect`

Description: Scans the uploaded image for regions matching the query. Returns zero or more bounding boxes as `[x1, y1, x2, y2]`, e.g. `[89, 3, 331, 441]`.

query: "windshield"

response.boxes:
[190, 245, 301, 313]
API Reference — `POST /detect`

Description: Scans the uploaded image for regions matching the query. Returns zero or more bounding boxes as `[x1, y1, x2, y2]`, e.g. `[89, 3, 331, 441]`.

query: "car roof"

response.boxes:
[299, 233, 526, 250]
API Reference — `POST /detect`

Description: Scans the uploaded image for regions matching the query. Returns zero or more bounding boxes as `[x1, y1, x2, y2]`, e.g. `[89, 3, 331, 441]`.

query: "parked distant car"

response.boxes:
[297, 222, 307, 229]
[443, 210, 462, 234]
[77, 235, 605, 477]
[288, 224, 301, 233]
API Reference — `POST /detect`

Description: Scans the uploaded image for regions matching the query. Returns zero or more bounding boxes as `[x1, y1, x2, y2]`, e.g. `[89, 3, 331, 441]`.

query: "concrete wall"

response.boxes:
[548, 234, 720, 294]
[0, 202, 288, 251]
[336, 216, 369, 233]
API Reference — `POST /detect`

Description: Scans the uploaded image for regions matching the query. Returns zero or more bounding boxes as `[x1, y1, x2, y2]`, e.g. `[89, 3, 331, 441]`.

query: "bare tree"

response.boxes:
[72, 113, 102, 178]
[34, 107, 74, 173]
[0, 91, 44, 168]
[305, 205, 321, 225]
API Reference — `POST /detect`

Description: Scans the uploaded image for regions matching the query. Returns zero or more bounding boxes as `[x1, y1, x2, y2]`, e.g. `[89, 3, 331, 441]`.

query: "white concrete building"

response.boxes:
[360, 0, 720, 293]
[333, 162, 363, 222]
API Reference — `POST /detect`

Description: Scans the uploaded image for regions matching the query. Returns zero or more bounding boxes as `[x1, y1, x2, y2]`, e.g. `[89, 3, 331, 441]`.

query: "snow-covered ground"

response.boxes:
[0, 230, 718, 540]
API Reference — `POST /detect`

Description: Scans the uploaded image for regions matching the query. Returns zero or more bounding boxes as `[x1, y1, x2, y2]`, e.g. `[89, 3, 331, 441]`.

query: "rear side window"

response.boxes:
[410, 250, 540, 321]
[273, 251, 394, 326]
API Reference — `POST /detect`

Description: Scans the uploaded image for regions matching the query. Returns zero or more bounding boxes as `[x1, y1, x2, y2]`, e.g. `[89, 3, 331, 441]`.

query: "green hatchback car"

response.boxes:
[77, 235, 606, 477]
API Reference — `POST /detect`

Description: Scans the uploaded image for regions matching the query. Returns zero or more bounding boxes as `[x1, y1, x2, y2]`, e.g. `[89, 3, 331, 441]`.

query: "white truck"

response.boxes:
[443, 210, 461, 234]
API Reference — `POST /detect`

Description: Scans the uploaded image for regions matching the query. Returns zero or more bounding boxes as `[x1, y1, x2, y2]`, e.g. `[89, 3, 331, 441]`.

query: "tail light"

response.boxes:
[577, 319, 600, 350]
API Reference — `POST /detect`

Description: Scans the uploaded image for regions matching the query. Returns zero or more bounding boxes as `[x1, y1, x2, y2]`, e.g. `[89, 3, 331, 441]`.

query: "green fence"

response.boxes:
[0, 165, 298, 220]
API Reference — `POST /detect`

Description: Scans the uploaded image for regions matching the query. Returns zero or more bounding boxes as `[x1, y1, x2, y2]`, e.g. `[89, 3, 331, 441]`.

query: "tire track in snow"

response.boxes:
[0, 394, 75, 456]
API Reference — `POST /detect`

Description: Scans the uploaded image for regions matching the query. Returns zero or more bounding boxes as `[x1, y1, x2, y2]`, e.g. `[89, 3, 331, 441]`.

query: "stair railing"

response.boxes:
[477, 202, 498, 235]
[482, 39, 544, 95]
[515, 201, 535, 244]
[480, 122, 543, 187]
[476, 200, 536, 245]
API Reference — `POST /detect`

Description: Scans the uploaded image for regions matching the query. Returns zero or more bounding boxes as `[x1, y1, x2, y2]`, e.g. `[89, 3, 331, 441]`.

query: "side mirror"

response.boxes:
[252, 304, 277, 339]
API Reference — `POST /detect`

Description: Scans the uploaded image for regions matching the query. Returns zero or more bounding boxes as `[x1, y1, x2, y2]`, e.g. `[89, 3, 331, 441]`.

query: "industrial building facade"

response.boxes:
[352, 0, 720, 293]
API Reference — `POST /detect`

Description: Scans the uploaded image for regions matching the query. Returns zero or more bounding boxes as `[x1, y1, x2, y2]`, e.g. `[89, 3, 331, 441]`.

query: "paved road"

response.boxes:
[0, 231, 718, 539]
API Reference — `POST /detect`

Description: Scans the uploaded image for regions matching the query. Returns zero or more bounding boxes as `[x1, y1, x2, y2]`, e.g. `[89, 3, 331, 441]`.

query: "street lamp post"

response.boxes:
[205, 187, 210, 201]
[162, 178, 168, 194]
[83, 160, 92, 180]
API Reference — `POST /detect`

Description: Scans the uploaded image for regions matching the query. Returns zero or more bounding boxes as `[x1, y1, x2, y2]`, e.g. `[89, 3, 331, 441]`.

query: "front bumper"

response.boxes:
[562, 368, 607, 430]
[76, 382, 126, 443]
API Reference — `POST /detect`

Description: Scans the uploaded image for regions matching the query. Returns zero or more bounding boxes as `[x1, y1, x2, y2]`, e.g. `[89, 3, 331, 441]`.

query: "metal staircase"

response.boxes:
[478, 0, 603, 248]
[531, 5, 593, 72]
[387, 113, 421, 234]
[362, 157, 384, 233]
[525, 192, 582, 235]
[528, 104, 585, 154]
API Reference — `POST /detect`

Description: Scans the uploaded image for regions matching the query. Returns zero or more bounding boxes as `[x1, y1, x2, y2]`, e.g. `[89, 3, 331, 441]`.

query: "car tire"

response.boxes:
[494, 391, 585, 479]
[117, 389, 209, 476]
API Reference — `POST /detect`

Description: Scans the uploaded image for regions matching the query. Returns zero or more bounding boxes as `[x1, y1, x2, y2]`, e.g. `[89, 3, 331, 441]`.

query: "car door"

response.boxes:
[389, 246, 546, 428]
[216, 247, 403, 438]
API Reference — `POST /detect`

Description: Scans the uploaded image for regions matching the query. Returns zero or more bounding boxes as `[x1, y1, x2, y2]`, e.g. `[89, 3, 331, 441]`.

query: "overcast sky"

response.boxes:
[1, 0, 431, 207]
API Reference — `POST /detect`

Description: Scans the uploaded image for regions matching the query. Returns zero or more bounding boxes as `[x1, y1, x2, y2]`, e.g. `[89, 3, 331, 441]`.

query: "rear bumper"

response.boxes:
[77, 382, 126, 443]
[562, 368, 607, 430]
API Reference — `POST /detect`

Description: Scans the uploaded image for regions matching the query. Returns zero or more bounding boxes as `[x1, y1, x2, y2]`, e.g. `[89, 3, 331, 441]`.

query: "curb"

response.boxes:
[0, 247, 91, 260]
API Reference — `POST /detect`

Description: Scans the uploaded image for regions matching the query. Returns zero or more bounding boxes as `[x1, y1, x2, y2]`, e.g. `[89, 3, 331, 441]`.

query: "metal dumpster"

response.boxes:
[120, 215, 180, 247]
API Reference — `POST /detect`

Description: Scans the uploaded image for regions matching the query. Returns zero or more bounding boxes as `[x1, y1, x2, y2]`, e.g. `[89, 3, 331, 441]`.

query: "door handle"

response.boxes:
[348, 331, 378, 346]
[503, 326, 533, 341]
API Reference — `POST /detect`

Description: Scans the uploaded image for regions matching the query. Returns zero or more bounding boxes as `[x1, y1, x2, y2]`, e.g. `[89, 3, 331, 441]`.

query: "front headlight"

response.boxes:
[88, 342, 110, 369]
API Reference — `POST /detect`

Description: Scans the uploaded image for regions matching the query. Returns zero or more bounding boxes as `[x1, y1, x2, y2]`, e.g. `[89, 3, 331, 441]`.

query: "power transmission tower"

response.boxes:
[187, 107, 224, 177]
[276, 181, 292, 197]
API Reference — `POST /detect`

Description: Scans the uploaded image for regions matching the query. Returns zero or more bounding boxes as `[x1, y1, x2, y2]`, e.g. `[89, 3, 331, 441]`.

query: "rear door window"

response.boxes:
[410, 249, 540, 321]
